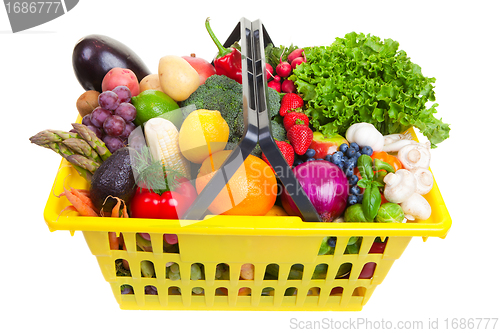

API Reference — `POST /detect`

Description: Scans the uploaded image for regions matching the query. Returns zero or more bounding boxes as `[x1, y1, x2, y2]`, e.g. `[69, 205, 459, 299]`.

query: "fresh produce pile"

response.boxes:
[31, 18, 449, 295]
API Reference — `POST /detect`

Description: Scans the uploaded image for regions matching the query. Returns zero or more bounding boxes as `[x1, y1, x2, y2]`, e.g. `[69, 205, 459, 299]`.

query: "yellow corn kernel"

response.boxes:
[144, 118, 191, 179]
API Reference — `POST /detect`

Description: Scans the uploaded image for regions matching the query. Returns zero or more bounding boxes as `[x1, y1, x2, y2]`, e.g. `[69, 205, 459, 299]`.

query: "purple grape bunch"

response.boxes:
[82, 86, 137, 153]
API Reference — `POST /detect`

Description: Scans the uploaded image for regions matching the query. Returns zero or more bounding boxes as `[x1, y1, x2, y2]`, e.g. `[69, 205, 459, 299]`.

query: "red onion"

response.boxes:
[281, 160, 349, 222]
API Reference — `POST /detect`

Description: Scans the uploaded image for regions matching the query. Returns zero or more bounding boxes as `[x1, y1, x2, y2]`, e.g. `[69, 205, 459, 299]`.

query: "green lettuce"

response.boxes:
[290, 32, 450, 147]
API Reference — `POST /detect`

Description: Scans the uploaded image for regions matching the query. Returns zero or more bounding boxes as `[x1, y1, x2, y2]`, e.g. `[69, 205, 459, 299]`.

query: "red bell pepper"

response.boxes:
[130, 177, 197, 219]
[205, 18, 242, 84]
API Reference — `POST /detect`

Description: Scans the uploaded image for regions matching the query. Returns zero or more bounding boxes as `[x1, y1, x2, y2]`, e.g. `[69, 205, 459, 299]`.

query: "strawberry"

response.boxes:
[279, 93, 304, 116]
[262, 141, 295, 173]
[283, 111, 309, 131]
[287, 124, 313, 155]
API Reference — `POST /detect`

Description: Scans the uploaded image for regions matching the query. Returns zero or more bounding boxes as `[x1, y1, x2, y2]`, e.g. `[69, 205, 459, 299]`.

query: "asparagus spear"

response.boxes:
[66, 154, 100, 174]
[63, 137, 102, 164]
[29, 129, 79, 145]
[71, 123, 112, 161]
[43, 141, 74, 156]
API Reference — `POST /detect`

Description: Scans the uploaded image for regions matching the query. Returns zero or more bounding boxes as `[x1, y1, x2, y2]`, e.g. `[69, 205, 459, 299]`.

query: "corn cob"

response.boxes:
[144, 118, 191, 179]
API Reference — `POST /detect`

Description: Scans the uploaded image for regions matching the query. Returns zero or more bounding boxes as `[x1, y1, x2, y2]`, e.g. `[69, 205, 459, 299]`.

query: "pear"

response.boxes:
[158, 55, 200, 102]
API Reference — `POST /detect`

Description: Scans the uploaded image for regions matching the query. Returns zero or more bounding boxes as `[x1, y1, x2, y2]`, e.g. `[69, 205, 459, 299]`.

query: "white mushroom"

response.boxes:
[383, 169, 417, 203]
[382, 139, 418, 153]
[397, 141, 431, 170]
[345, 122, 385, 151]
[400, 192, 432, 221]
[411, 168, 434, 195]
[383, 133, 412, 145]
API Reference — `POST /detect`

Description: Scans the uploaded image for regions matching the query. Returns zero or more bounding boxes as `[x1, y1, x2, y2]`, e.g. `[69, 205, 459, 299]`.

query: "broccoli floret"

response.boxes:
[180, 75, 243, 142]
[270, 119, 286, 142]
[267, 88, 281, 120]
[181, 75, 283, 144]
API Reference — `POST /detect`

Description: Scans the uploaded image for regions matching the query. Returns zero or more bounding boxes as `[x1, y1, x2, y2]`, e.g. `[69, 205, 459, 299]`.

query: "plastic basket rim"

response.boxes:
[44, 149, 452, 239]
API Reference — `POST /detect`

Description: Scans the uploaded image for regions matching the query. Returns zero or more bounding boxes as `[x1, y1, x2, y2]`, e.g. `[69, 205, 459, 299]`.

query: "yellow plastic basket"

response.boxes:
[43, 128, 451, 311]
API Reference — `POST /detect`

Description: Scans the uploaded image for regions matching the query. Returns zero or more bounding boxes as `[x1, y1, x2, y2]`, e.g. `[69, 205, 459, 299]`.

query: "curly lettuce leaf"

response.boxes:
[290, 32, 450, 147]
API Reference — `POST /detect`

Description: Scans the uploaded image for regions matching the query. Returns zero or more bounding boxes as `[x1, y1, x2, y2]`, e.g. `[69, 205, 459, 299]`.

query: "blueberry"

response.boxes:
[327, 237, 337, 247]
[345, 157, 356, 169]
[337, 161, 345, 169]
[305, 148, 316, 158]
[345, 165, 354, 177]
[357, 194, 364, 203]
[354, 151, 362, 161]
[350, 142, 360, 152]
[332, 152, 343, 165]
[294, 159, 304, 167]
[349, 175, 359, 186]
[347, 194, 358, 205]
[361, 146, 373, 156]
[346, 147, 356, 158]
[339, 143, 348, 153]
[350, 185, 362, 196]
[325, 154, 333, 162]
[316, 158, 324, 161]
[306, 157, 315, 162]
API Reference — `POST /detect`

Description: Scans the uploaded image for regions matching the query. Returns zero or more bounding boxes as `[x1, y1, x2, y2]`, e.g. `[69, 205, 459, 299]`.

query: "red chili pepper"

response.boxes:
[205, 18, 242, 84]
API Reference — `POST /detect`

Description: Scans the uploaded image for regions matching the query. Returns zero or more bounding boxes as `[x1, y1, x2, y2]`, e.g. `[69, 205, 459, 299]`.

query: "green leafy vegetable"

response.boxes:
[363, 183, 382, 221]
[374, 158, 395, 173]
[264, 43, 299, 69]
[355, 154, 384, 220]
[290, 32, 450, 147]
[357, 154, 374, 180]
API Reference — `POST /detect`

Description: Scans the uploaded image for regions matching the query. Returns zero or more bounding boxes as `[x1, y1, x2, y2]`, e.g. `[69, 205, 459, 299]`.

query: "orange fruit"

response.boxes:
[196, 150, 277, 215]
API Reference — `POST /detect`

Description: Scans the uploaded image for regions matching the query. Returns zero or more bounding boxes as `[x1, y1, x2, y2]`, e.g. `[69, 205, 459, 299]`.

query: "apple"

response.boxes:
[182, 53, 216, 85]
[309, 132, 348, 159]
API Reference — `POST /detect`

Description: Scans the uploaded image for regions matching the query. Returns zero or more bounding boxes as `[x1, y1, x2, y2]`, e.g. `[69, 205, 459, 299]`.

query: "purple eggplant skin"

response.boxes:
[72, 34, 150, 92]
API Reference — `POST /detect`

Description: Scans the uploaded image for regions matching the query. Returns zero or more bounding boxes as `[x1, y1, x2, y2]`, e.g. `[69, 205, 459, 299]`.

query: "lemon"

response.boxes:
[179, 109, 229, 164]
[131, 90, 181, 128]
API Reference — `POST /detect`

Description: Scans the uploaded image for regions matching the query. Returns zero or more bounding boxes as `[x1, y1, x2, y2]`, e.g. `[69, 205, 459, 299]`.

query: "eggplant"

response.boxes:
[72, 34, 150, 92]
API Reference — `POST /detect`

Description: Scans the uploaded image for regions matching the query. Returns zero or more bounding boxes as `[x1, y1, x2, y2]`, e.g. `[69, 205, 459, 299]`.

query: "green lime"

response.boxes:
[131, 90, 182, 128]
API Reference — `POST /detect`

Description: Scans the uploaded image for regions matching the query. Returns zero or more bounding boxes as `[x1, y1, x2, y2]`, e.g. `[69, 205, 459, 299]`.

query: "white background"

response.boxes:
[2, 1, 499, 332]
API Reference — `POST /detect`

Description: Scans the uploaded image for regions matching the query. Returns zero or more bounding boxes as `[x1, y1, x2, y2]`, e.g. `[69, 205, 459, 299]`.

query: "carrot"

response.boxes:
[122, 204, 129, 218]
[63, 187, 98, 216]
[108, 232, 120, 250]
[111, 199, 122, 217]
[70, 188, 95, 209]
[104, 196, 129, 218]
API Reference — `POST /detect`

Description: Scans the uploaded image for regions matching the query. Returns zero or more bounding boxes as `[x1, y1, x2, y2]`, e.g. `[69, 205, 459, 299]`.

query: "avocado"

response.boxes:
[90, 147, 136, 212]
